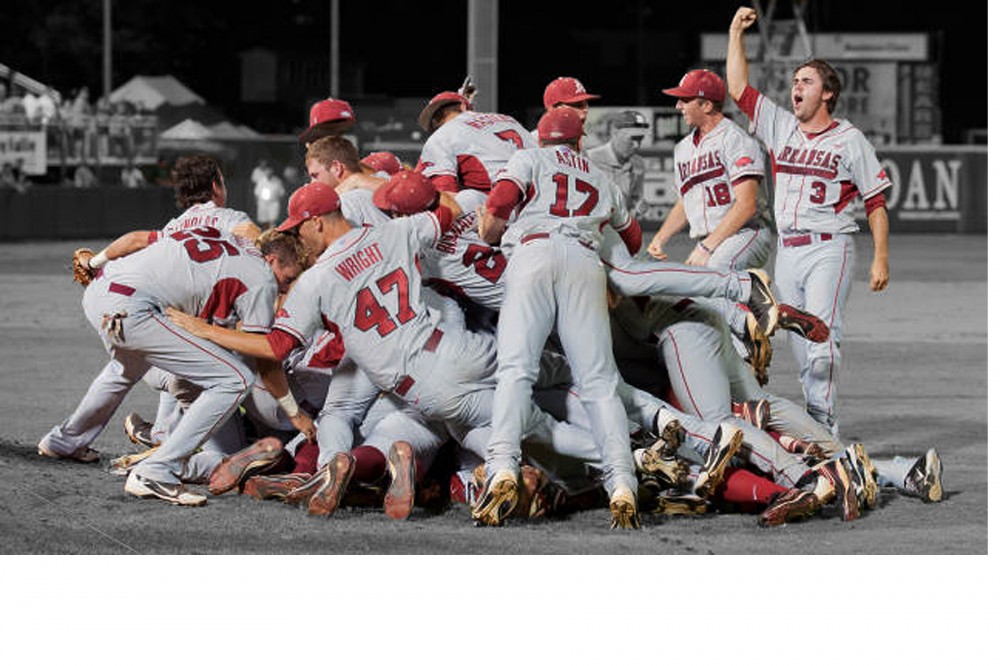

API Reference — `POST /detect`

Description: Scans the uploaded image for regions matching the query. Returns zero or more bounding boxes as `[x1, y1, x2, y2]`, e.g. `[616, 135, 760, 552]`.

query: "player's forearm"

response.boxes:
[202, 324, 279, 360]
[256, 357, 292, 402]
[867, 205, 889, 261]
[727, 16, 752, 100]
[99, 230, 154, 263]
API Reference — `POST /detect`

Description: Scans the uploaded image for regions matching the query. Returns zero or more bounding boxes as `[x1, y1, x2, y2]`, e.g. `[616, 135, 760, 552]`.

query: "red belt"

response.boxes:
[782, 233, 833, 248]
[394, 328, 444, 397]
[109, 282, 136, 296]
[521, 232, 549, 244]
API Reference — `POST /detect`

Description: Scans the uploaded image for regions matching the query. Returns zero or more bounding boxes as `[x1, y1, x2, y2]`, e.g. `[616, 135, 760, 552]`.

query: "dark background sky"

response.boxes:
[0, 1, 987, 142]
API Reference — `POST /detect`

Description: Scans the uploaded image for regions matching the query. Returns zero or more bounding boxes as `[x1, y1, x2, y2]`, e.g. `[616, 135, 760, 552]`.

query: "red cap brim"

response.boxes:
[275, 216, 305, 232]
[299, 118, 356, 144]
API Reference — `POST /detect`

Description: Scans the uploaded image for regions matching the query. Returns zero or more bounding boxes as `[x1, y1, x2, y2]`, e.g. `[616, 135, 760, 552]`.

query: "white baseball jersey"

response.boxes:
[497, 145, 631, 249]
[339, 187, 391, 228]
[418, 111, 537, 191]
[738, 86, 891, 235]
[158, 201, 254, 237]
[421, 189, 507, 311]
[100, 227, 277, 332]
[273, 214, 445, 391]
[673, 116, 768, 238]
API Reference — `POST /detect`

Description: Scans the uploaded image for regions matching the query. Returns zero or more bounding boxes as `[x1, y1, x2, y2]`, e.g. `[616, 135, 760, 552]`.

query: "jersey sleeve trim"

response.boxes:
[737, 86, 761, 120]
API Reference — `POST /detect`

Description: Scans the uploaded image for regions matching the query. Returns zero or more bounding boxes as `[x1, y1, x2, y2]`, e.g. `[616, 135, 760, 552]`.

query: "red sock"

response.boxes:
[291, 439, 319, 475]
[352, 445, 387, 483]
[719, 468, 789, 507]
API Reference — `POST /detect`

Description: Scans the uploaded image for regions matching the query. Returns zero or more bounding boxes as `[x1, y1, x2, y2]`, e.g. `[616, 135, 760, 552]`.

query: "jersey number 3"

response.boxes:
[354, 268, 416, 337]
[549, 172, 599, 217]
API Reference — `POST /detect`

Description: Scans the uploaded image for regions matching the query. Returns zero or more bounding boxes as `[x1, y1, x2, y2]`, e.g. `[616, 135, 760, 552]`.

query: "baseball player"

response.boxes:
[305, 135, 390, 232]
[474, 106, 648, 529]
[586, 109, 650, 222]
[39, 228, 312, 506]
[649, 70, 774, 364]
[728, 7, 891, 435]
[360, 151, 404, 177]
[416, 90, 536, 192]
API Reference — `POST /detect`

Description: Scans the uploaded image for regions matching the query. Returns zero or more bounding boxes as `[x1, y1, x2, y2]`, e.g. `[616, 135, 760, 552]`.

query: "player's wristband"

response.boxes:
[697, 240, 715, 255]
[89, 250, 109, 270]
[277, 392, 300, 419]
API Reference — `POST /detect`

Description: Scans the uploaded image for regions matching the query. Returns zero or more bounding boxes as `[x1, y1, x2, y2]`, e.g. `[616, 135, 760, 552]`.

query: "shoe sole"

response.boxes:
[384, 441, 416, 520]
[610, 497, 641, 529]
[846, 443, 880, 509]
[208, 437, 285, 495]
[38, 440, 100, 463]
[922, 449, 943, 502]
[124, 475, 206, 507]
[777, 304, 830, 343]
[654, 496, 707, 516]
[759, 491, 821, 526]
[307, 454, 356, 516]
[123, 413, 155, 448]
[471, 477, 519, 526]
[694, 428, 743, 498]
[243, 474, 309, 501]
[747, 269, 778, 336]
[640, 452, 690, 487]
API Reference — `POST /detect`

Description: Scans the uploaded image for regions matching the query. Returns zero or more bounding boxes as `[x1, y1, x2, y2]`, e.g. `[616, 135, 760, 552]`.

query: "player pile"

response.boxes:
[42, 11, 943, 532]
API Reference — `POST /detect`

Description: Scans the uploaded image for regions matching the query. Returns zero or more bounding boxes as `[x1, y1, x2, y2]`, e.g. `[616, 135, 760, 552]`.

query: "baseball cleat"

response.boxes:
[744, 314, 773, 386]
[843, 442, 879, 509]
[109, 447, 156, 476]
[38, 437, 100, 463]
[634, 446, 690, 489]
[124, 472, 206, 507]
[731, 399, 771, 430]
[812, 458, 860, 521]
[745, 269, 778, 337]
[777, 304, 830, 343]
[693, 423, 743, 498]
[287, 453, 355, 517]
[609, 486, 641, 529]
[653, 410, 686, 455]
[384, 441, 416, 520]
[208, 437, 286, 495]
[471, 469, 519, 526]
[123, 412, 156, 448]
[758, 487, 822, 526]
[903, 448, 943, 503]
[654, 491, 708, 517]
[242, 473, 310, 501]
[776, 434, 829, 463]
[514, 465, 561, 519]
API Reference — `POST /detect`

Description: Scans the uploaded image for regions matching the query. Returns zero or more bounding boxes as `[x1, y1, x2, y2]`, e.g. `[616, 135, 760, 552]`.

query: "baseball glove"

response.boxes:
[72, 247, 96, 286]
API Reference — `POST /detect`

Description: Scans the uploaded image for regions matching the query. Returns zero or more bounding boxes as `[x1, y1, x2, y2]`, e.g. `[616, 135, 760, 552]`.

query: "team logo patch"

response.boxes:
[275, 307, 289, 319]
[735, 156, 754, 167]
[877, 169, 888, 180]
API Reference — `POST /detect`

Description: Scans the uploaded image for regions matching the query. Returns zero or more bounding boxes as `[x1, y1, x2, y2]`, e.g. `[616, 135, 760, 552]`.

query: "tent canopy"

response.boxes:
[108, 75, 205, 111]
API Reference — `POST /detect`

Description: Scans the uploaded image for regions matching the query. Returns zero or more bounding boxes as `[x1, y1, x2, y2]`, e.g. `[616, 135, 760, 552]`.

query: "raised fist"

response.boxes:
[730, 7, 757, 32]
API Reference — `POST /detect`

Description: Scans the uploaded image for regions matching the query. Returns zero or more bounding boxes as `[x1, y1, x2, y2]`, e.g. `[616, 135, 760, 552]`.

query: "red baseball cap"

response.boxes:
[662, 69, 726, 103]
[372, 170, 439, 215]
[417, 92, 471, 133]
[543, 77, 600, 110]
[537, 107, 585, 142]
[299, 98, 356, 144]
[277, 182, 341, 232]
[361, 151, 404, 175]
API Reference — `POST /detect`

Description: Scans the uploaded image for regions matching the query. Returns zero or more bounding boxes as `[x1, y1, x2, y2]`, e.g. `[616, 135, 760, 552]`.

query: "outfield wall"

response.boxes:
[0, 145, 987, 241]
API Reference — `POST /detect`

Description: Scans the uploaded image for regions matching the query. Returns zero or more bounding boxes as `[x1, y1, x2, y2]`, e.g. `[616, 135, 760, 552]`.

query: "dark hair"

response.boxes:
[171, 155, 222, 209]
[306, 135, 361, 173]
[431, 102, 464, 130]
[794, 59, 842, 113]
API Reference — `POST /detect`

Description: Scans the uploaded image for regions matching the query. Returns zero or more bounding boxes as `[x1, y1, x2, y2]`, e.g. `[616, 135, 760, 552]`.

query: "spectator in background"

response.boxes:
[74, 160, 98, 188]
[121, 159, 146, 188]
[35, 88, 59, 125]
[253, 162, 285, 228]
[0, 82, 26, 118]
[586, 110, 651, 223]
[1, 162, 29, 193]
[282, 164, 302, 189]
[152, 157, 173, 187]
